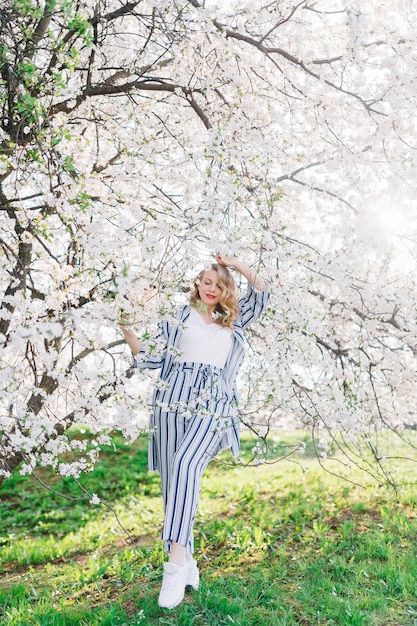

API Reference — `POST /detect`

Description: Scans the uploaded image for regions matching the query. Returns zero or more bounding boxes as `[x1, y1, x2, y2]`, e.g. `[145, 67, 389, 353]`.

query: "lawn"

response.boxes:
[1, 431, 417, 625]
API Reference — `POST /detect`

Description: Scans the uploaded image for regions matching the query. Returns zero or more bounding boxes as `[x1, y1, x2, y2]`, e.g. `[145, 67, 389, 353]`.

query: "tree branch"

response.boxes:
[213, 19, 388, 115]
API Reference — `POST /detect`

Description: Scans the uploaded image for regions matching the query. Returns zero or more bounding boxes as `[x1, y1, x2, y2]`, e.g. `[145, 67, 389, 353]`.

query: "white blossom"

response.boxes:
[0, 0, 416, 486]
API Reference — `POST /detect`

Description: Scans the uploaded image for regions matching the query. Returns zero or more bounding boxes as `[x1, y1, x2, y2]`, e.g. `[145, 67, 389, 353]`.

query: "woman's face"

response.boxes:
[197, 270, 222, 309]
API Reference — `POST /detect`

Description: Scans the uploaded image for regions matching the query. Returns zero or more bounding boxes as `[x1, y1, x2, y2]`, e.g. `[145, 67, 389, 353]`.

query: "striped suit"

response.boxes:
[134, 284, 269, 554]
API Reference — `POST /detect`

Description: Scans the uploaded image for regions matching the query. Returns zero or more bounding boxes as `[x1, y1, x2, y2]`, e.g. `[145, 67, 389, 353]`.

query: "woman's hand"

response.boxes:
[118, 310, 131, 327]
[118, 323, 142, 355]
[214, 252, 269, 291]
[213, 252, 237, 267]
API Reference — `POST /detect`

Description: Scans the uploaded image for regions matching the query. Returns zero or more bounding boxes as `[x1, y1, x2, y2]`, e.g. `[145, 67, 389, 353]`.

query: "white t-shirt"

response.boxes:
[175, 307, 233, 368]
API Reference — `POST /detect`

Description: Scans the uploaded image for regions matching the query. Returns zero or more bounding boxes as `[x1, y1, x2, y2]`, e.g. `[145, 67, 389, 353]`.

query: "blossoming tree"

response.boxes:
[1, 0, 416, 488]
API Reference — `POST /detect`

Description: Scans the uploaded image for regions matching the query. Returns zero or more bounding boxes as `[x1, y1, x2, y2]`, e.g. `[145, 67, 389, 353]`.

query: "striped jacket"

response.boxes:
[135, 284, 269, 463]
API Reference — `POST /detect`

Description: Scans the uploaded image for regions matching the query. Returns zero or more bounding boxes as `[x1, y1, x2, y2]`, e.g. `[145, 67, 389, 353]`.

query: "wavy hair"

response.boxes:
[190, 264, 239, 328]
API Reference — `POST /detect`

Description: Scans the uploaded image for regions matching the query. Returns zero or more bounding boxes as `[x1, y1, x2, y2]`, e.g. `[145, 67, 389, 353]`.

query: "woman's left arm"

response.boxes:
[214, 253, 269, 291]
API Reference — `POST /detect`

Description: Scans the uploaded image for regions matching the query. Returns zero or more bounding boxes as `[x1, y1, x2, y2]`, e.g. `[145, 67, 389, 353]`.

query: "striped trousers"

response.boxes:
[152, 361, 233, 555]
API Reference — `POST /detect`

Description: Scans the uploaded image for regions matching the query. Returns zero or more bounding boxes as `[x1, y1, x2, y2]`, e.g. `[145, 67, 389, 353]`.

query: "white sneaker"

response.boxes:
[185, 557, 199, 590]
[158, 561, 188, 609]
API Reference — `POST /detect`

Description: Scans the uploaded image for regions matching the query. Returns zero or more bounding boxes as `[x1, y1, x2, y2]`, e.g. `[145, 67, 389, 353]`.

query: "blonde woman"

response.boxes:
[120, 253, 269, 609]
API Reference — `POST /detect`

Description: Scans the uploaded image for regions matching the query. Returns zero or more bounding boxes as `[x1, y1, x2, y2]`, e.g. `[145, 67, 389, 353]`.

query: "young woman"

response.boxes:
[119, 253, 269, 609]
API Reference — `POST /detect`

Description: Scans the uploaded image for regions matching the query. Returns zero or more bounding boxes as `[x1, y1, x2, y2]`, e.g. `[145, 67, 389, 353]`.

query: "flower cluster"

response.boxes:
[0, 0, 416, 490]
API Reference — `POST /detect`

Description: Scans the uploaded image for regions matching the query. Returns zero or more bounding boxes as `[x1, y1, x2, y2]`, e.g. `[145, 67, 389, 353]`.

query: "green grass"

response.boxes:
[1, 431, 417, 625]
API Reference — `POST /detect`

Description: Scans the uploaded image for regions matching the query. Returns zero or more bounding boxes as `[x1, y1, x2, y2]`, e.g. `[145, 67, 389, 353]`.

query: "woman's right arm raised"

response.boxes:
[119, 325, 142, 355]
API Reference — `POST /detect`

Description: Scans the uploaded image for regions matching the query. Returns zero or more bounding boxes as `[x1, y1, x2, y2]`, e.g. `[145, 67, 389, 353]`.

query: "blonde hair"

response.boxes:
[190, 264, 239, 328]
